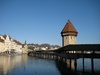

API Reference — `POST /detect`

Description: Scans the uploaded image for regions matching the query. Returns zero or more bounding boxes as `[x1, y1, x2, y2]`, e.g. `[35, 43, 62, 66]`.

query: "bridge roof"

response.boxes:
[55, 44, 100, 52]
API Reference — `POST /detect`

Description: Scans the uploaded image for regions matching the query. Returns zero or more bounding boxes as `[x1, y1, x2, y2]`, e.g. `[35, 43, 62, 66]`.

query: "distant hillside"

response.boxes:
[27, 43, 61, 50]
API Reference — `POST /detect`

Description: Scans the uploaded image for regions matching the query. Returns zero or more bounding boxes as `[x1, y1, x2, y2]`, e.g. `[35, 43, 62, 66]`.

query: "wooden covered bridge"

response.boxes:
[28, 44, 100, 74]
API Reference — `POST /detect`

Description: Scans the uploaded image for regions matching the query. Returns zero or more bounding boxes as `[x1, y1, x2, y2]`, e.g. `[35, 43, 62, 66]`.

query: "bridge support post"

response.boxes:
[64, 58, 66, 65]
[56, 56, 58, 61]
[74, 59, 77, 72]
[69, 58, 71, 69]
[66, 59, 70, 68]
[91, 51, 94, 73]
[82, 51, 85, 73]
[71, 59, 76, 70]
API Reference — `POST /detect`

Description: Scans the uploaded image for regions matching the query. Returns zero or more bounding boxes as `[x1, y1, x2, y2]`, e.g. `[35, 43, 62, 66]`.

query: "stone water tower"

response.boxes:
[61, 20, 78, 47]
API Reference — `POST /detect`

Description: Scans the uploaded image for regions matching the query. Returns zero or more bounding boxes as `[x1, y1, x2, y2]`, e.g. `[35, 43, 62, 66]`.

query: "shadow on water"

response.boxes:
[56, 61, 77, 75]
[55, 60, 100, 75]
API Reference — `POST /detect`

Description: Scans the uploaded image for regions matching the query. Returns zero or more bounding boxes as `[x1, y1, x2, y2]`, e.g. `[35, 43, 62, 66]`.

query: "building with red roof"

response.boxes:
[0, 35, 23, 53]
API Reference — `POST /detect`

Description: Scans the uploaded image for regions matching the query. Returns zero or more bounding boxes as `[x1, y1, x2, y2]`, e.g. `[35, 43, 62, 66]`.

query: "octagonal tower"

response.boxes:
[61, 20, 78, 46]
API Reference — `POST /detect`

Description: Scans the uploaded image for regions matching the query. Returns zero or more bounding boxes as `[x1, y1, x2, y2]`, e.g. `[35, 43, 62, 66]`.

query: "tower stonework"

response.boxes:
[61, 20, 78, 46]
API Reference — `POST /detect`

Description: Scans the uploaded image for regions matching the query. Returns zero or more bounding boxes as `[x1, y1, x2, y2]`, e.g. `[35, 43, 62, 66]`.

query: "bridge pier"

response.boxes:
[91, 51, 94, 73]
[75, 59, 77, 72]
[82, 52, 85, 73]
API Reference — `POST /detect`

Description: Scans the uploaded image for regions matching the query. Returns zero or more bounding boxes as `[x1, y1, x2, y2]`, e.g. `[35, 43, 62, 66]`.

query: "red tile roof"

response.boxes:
[0, 35, 22, 45]
[8, 36, 11, 40]
[0, 37, 4, 43]
[61, 20, 78, 36]
[13, 40, 22, 45]
[3, 35, 7, 39]
[2, 35, 11, 40]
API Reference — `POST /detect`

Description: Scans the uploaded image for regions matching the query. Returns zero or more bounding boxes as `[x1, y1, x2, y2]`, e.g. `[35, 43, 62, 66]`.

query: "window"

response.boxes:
[71, 36, 72, 39]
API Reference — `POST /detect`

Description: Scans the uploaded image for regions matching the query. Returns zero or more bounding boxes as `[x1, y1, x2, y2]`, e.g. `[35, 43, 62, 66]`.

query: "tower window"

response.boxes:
[71, 36, 73, 39]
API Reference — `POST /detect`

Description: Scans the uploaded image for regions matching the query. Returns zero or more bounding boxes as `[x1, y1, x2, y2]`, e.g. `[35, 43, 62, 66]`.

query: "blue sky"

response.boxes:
[0, 0, 100, 46]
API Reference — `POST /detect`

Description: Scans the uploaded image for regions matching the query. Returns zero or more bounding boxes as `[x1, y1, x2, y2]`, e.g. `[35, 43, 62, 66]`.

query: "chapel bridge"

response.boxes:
[28, 44, 100, 75]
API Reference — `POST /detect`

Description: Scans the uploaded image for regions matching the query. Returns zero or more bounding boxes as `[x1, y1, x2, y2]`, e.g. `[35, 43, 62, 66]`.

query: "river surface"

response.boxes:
[0, 54, 61, 75]
[0, 54, 100, 75]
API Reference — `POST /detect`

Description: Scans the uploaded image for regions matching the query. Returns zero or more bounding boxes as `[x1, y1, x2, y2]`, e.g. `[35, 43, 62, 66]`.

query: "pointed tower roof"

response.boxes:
[24, 40, 27, 44]
[61, 20, 78, 36]
[22, 40, 27, 48]
[61, 20, 78, 33]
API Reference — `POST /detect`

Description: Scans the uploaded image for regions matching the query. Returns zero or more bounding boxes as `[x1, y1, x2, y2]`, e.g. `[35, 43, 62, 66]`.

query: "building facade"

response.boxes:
[0, 35, 23, 54]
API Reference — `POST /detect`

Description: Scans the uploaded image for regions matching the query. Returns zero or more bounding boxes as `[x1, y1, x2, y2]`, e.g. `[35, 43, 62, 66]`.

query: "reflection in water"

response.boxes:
[0, 55, 100, 75]
[0, 55, 61, 75]
[0, 55, 27, 75]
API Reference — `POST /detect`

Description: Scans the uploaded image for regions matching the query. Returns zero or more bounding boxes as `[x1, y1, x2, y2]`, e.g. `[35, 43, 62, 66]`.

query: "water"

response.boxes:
[0, 55, 61, 75]
[77, 58, 100, 72]
[0, 55, 100, 75]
